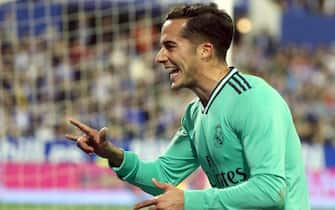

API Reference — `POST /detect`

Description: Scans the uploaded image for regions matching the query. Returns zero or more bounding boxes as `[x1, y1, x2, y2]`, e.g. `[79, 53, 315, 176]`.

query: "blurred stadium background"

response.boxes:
[0, 0, 334, 209]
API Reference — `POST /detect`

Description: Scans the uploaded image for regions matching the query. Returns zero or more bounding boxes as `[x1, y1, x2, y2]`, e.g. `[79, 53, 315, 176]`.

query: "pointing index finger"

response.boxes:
[69, 119, 95, 136]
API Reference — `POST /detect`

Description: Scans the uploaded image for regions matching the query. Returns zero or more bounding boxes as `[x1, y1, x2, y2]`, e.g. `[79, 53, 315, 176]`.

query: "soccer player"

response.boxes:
[66, 3, 310, 210]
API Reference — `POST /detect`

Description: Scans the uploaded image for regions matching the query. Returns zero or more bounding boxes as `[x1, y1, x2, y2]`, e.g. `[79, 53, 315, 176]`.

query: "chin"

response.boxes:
[170, 85, 180, 90]
[170, 83, 183, 90]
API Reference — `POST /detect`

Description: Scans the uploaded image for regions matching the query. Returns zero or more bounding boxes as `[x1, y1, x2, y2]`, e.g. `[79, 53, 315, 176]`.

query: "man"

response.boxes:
[66, 3, 310, 210]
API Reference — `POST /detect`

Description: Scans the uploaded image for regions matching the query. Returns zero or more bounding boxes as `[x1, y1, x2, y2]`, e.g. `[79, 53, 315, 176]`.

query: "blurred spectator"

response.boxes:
[275, 0, 335, 15]
[0, 10, 16, 42]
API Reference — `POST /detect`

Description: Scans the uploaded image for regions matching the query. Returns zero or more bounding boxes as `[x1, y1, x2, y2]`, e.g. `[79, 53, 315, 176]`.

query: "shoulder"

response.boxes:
[227, 73, 285, 108]
[227, 73, 291, 127]
[214, 71, 269, 107]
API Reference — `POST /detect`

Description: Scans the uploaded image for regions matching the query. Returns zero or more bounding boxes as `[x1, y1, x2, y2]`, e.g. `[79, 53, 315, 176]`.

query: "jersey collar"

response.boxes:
[202, 67, 237, 114]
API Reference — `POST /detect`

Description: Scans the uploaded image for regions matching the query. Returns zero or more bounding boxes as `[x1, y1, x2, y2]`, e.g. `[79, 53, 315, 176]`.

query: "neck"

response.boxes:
[192, 64, 230, 107]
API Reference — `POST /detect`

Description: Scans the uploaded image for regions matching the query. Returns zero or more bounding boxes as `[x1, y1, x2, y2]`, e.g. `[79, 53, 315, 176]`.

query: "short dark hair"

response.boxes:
[165, 3, 234, 61]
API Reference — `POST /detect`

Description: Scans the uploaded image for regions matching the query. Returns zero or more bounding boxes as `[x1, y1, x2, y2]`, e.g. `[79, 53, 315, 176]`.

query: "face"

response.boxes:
[155, 19, 200, 90]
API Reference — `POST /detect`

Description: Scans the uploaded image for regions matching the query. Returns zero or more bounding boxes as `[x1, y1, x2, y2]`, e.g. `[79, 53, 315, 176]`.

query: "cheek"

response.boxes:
[185, 57, 198, 71]
[179, 55, 194, 69]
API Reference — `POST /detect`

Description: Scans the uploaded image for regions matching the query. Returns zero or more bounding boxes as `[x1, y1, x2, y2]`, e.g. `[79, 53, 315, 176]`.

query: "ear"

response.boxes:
[197, 42, 214, 61]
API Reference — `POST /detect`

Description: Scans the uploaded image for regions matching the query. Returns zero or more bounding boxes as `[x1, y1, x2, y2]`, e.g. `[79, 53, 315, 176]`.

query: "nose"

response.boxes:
[155, 48, 168, 64]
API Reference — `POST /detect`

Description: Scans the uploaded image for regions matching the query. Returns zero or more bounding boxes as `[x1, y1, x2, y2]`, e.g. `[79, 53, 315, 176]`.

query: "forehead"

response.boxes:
[160, 19, 188, 42]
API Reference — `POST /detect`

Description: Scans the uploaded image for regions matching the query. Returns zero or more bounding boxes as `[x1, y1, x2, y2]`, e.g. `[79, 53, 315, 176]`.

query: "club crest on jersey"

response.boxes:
[214, 124, 224, 147]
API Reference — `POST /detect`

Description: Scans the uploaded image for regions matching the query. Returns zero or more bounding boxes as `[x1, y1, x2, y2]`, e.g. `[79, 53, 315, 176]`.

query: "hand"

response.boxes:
[134, 178, 184, 210]
[65, 119, 123, 166]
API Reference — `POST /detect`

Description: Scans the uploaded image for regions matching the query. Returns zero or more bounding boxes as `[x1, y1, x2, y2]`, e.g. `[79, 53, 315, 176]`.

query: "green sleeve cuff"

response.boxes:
[109, 151, 138, 179]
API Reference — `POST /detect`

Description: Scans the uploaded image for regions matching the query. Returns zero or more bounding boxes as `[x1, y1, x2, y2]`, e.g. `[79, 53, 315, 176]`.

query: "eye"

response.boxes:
[162, 41, 177, 51]
[165, 44, 175, 50]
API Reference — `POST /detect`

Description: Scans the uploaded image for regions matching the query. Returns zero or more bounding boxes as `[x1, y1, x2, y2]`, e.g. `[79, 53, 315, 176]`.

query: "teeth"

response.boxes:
[168, 68, 179, 74]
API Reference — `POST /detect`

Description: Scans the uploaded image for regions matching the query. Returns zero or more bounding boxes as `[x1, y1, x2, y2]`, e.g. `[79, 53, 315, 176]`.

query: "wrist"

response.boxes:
[107, 144, 124, 167]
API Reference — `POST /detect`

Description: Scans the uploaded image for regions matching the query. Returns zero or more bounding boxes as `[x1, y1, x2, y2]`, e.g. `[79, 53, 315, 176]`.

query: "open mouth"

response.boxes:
[169, 68, 180, 81]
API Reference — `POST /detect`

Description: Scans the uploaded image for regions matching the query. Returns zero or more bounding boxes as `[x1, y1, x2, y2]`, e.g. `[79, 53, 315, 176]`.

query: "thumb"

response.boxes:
[99, 127, 108, 141]
[152, 178, 171, 191]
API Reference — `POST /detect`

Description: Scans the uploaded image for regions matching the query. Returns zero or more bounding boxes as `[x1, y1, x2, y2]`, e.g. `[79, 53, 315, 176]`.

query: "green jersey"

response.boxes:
[112, 68, 310, 210]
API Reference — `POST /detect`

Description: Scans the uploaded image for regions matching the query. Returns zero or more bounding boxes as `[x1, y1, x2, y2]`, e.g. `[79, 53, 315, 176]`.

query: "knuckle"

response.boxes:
[154, 196, 161, 203]
[76, 139, 81, 145]
[80, 135, 89, 142]
[76, 138, 82, 144]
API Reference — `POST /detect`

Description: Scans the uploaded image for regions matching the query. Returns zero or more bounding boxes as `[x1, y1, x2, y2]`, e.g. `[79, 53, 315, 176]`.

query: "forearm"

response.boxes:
[106, 142, 124, 167]
[111, 151, 198, 196]
[111, 151, 165, 195]
[184, 174, 286, 210]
